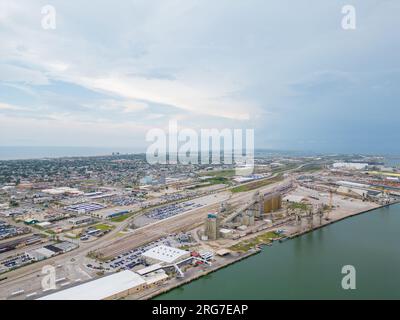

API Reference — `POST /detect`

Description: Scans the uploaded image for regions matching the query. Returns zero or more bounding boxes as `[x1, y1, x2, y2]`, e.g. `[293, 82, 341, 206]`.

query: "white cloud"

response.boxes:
[0, 102, 27, 111]
[0, 64, 49, 85]
[0, 0, 261, 123]
[0, 113, 151, 147]
[0, 0, 399, 150]
[82, 99, 148, 113]
[78, 75, 256, 120]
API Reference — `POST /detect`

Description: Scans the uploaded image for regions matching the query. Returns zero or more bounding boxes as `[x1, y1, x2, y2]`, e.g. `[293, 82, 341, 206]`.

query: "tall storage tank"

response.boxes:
[277, 194, 282, 210]
[248, 214, 255, 226]
[242, 215, 250, 226]
[264, 198, 272, 213]
[272, 196, 279, 211]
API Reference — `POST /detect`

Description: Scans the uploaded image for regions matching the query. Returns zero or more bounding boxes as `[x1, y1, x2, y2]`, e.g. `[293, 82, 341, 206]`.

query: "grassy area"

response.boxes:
[189, 176, 230, 190]
[230, 231, 281, 252]
[116, 231, 126, 237]
[206, 176, 229, 184]
[32, 224, 55, 235]
[65, 233, 79, 239]
[271, 163, 298, 174]
[179, 245, 192, 250]
[93, 223, 115, 231]
[368, 171, 400, 178]
[110, 213, 134, 222]
[231, 174, 284, 193]
[288, 202, 309, 211]
[296, 164, 323, 173]
[199, 169, 236, 178]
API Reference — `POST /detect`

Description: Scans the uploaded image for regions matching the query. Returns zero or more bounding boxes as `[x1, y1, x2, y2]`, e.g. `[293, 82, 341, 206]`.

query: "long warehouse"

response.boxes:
[37, 270, 147, 300]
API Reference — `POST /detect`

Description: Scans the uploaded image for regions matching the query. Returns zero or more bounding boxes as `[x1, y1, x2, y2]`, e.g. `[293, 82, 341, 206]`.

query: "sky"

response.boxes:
[0, 0, 399, 154]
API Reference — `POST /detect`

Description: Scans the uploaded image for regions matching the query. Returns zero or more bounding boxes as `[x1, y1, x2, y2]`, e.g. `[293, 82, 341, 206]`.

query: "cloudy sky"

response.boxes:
[0, 0, 399, 154]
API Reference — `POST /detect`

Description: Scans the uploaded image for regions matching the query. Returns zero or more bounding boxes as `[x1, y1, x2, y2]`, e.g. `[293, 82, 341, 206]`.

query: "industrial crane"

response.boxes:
[325, 189, 333, 221]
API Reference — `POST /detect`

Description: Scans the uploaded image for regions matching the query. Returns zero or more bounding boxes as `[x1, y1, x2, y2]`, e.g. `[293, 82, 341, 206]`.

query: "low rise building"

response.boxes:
[141, 245, 190, 265]
[90, 208, 129, 219]
[142, 270, 169, 286]
[219, 228, 233, 239]
[38, 270, 147, 300]
[332, 162, 368, 170]
[68, 216, 93, 226]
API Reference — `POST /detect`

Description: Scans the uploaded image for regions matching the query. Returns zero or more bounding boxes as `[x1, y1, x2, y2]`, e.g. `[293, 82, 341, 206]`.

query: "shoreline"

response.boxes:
[135, 201, 398, 300]
[287, 201, 398, 241]
[137, 249, 261, 300]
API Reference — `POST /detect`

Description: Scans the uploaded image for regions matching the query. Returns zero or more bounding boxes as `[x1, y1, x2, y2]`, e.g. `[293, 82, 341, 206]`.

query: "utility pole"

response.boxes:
[326, 189, 333, 221]
[296, 212, 302, 231]
[308, 208, 313, 229]
[318, 204, 323, 225]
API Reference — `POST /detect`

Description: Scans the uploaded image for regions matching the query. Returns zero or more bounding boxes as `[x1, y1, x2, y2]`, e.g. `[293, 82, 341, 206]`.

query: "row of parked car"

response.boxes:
[106, 237, 173, 271]
[109, 196, 144, 206]
[146, 201, 203, 220]
[160, 192, 193, 202]
[0, 220, 29, 240]
[1, 253, 32, 271]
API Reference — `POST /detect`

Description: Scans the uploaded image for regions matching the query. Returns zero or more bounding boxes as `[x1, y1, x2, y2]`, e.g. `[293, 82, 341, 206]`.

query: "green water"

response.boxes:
[156, 204, 400, 299]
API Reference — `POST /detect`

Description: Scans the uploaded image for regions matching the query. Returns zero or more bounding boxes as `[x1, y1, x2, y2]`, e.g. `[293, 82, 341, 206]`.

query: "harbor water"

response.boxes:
[156, 204, 400, 299]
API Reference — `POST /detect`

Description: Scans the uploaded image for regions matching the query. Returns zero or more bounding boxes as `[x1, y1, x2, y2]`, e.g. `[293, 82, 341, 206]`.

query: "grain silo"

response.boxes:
[264, 193, 282, 213]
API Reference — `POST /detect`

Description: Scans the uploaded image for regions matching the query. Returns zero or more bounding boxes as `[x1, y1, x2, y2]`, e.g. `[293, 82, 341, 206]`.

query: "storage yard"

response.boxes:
[0, 235, 43, 254]
[0, 220, 30, 240]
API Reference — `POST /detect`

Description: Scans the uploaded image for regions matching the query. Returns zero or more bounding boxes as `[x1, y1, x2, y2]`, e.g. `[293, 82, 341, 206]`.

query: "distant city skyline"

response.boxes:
[1, 145, 399, 162]
[1, 1, 399, 154]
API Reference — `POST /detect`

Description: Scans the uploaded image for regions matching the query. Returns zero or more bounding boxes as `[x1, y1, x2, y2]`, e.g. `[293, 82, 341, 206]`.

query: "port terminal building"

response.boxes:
[141, 245, 190, 265]
[37, 270, 166, 300]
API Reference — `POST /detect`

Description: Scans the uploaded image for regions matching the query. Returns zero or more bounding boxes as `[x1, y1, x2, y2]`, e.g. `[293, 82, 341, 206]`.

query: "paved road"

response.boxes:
[96, 193, 231, 259]
[0, 164, 304, 299]
[96, 176, 293, 259]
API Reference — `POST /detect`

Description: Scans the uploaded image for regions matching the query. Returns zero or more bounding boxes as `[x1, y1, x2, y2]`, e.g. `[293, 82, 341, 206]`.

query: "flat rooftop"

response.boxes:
[142, 245, 189, 264]
[37, 270, 145, 300]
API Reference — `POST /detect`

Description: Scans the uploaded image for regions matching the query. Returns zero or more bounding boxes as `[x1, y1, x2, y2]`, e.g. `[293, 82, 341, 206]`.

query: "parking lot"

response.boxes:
[93, 233, 194, 272]
[0, 240, 78, 275]
[0, 220, 30, 240]
[79, 224, 114, 242]
[160, 192, 196, 202]
[64, 202, 106, 213]
[0, 253, 32, 273]
[109, 195, 144, 206]
[145, 201, 203, 221]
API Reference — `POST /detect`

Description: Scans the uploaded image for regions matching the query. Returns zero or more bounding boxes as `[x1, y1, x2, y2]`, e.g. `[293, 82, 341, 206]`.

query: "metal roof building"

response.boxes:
[142, 245, 190, 265]
[37, 270, 146, 300]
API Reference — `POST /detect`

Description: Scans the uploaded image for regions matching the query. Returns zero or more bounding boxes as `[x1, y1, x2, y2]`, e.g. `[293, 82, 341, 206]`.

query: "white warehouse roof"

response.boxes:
[37, 270, 145, 300]
[332, 162, 367, 170]
[142, 245, 189, 264]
